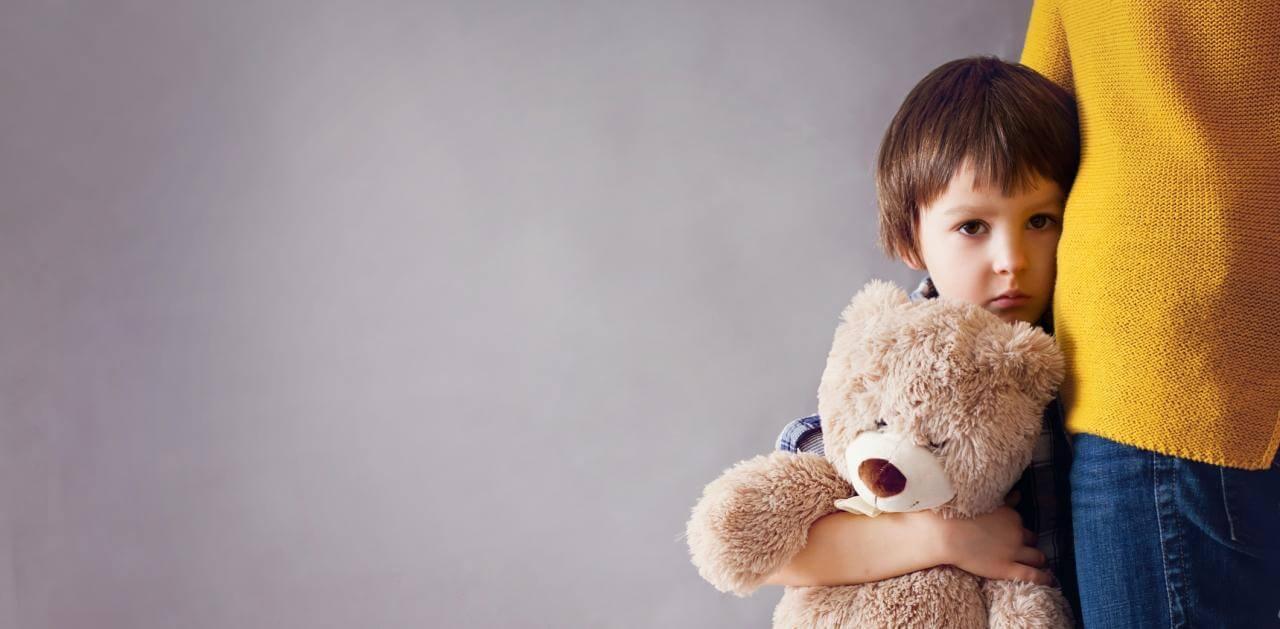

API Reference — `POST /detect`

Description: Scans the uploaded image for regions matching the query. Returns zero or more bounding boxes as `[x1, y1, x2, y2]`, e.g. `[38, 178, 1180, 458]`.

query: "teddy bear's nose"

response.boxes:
[858, 458, 906, 497]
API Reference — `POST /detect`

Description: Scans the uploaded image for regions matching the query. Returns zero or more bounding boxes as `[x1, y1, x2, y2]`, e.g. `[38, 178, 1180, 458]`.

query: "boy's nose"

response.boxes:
[993, 239, 1028, 274]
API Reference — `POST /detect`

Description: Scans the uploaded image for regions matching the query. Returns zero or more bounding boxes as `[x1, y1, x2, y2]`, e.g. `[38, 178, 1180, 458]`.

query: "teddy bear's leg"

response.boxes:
[686, 451, 851, 596]
[981, 578, 1073, 629]
[772, 585, 866, 629]
[772, 570, 988, 629]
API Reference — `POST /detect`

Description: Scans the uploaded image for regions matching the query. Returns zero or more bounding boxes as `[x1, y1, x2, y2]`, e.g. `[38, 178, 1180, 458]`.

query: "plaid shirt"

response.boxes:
[777, 277, 1080, 620]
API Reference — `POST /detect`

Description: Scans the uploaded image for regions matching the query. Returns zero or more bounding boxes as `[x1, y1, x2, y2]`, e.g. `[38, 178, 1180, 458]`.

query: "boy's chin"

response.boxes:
[989, 308, 1037, 325]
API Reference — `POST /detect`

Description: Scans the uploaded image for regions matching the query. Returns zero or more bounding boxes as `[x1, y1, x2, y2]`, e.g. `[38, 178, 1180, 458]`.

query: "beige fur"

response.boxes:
[686, 280, 1072, 628]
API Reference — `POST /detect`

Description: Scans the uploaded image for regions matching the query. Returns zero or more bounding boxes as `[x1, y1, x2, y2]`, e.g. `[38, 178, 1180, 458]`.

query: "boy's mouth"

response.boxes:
[989, 290, 1030, 308]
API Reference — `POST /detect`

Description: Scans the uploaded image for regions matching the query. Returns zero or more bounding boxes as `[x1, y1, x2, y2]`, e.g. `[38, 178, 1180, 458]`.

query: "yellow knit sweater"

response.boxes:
[1022, 0, 1280, 469]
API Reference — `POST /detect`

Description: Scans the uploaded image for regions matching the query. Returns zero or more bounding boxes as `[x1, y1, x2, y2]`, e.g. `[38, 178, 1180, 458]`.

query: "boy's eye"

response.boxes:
[1028, 214, 1058, 230]
[957, 221, 987, 235]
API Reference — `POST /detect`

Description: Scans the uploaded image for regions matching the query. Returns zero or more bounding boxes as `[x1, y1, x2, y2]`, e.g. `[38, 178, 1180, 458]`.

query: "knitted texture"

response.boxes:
[1022, 0, 1280, 469]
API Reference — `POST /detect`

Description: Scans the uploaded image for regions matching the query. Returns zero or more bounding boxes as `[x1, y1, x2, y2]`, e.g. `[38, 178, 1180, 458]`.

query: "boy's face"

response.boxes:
[906, 164, 1064, 325]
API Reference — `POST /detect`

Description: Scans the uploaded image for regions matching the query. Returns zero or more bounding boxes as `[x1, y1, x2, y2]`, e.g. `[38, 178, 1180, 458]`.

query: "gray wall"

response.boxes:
[0, 2, 1031, 627]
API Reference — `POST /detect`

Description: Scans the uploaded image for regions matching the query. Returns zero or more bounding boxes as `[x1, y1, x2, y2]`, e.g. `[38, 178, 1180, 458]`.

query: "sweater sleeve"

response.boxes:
[1021, 0, 1074, 93]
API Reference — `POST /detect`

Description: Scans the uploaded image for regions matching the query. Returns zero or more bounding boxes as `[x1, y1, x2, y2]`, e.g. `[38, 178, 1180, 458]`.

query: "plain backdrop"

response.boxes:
[2, 1, 1033, 627]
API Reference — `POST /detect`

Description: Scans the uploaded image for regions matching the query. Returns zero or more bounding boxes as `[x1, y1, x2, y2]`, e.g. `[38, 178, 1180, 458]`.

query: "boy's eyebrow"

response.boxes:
[941, 204, 989, 216]
[941, 198, 1063, 216]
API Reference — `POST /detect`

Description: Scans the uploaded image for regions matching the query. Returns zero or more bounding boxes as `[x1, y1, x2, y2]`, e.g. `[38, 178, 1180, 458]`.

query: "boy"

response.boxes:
[762, 57, 1081, 617]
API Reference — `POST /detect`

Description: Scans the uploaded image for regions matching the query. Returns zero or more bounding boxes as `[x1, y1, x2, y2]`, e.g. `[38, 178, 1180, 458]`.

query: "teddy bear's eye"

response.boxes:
[874, 419, 887, 429]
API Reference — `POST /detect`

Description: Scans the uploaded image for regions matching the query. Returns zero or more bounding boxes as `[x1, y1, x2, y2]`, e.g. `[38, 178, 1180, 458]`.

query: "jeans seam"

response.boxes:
[1153, 455, 1174, 629]
[1153, 454, 1188, 629]
[1219, 467, 1239, 542]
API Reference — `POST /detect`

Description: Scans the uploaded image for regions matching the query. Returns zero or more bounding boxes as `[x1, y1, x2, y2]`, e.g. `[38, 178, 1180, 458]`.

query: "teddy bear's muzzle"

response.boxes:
[837, 430, 956, 514]
[858, 458, 906, 497]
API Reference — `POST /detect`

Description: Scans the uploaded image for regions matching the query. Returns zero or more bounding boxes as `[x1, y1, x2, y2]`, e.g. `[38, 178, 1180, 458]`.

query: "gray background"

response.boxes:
[1, 1, 1031, 627]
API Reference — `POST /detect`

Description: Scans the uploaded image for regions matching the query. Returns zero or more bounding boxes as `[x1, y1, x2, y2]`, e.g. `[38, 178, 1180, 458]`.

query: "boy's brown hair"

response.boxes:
[876, 56, 1079, 265]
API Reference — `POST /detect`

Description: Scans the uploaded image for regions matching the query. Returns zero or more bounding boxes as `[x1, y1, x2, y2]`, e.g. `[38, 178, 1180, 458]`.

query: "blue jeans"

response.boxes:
[1071, 433, 1280, 628]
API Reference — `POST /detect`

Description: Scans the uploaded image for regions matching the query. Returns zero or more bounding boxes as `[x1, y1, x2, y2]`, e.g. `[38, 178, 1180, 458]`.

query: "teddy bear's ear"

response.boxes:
[840, 280, 910, 327]
[819, 282, 909, 459]
[985, 322, 1065, 404]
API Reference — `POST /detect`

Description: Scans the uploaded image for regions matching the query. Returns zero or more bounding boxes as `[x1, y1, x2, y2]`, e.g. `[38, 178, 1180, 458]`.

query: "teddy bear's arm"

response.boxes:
[685, 451, 851, 596]
[981, 577, 1073, 629]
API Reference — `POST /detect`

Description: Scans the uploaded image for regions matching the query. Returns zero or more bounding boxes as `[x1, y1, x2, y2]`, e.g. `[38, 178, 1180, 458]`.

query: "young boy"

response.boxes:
[764, 57, 1082, 618]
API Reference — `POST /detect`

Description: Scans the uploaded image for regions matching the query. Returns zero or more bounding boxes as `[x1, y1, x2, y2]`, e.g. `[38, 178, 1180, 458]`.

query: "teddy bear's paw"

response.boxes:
[982, 579, 1073, 629]
[686, 452, 850, 596]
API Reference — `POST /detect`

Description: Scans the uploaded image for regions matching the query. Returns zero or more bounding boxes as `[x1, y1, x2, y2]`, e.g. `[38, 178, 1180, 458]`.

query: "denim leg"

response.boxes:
[1161, 447, 1280, 627]
[1072, 433, 1280, 628]
[1071, 434, 1170, 628]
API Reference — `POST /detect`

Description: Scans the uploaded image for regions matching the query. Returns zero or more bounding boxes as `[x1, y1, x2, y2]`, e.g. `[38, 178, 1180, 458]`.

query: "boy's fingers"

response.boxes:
[1008, 565, 1054, 586]
[1029, 569, 1053, 586]
[1014, 546, 1047, 568]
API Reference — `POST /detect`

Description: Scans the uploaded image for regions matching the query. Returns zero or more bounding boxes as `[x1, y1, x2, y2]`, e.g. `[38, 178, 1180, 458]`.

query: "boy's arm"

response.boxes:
[765, 499, 1055, 587]
[764, 510, 945, 586]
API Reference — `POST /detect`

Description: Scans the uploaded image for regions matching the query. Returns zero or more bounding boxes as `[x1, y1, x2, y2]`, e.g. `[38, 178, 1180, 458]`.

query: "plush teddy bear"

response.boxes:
[685, 280, 1072, 628]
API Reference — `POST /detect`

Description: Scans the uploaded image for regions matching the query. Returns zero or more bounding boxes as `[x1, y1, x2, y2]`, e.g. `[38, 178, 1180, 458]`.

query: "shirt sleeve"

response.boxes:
[1021, 0, 1074, 93]
[776, 414, 825, 455]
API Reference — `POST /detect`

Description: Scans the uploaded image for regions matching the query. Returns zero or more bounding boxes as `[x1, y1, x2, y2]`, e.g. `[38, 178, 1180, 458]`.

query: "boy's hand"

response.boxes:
[930, 504, 1053, 586]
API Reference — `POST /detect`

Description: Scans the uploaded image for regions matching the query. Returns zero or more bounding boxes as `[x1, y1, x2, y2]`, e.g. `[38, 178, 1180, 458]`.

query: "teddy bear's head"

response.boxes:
[817, 280, 1064, 519]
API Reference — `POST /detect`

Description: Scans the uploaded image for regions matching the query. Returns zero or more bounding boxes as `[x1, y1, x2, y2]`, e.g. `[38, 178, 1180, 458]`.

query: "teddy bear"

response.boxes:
[685, 280, 1072, 628]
